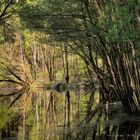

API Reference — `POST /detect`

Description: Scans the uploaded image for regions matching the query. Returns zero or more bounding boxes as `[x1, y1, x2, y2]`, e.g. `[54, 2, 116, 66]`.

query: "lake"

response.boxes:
[0, 87, 140, 140]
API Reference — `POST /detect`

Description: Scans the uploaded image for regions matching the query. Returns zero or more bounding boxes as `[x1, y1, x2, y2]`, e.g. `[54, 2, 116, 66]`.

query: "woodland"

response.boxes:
[0, 0, 140, 139]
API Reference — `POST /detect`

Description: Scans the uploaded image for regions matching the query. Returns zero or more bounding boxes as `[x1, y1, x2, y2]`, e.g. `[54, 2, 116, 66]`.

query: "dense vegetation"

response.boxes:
[0, 0, 140, 139]
[0, 0, 140, 113]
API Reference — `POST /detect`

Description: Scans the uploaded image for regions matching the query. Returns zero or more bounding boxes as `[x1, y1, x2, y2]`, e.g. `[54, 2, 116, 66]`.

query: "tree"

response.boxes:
[19, 0, 140, 113]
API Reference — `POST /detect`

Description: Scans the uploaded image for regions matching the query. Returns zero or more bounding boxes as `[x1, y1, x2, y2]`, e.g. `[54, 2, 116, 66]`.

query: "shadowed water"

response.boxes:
[0, 87, 140, 140]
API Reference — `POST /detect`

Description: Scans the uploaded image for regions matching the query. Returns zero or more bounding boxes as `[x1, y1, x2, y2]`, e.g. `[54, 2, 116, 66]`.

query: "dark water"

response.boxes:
[0, 88, 140, 140]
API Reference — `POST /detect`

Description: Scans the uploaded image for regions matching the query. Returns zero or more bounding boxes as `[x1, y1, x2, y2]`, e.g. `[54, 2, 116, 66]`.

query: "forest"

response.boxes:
[0, 0, 140, 140]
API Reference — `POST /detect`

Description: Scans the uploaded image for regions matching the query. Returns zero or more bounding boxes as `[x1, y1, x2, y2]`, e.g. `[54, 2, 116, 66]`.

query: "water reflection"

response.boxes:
[0, 88, 140, 140]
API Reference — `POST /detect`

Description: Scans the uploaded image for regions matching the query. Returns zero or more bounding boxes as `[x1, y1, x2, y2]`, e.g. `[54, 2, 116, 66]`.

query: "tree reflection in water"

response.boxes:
[0, 88, 140, 140]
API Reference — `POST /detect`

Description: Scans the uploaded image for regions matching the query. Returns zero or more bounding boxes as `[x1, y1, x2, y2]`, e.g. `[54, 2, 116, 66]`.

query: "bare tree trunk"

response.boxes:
[64, 44, 69, 83]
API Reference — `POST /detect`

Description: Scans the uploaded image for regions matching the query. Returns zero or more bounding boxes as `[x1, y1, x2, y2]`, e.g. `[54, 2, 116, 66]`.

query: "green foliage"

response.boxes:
[0, 103, 10, 129]
[19, 0, 140, 57]
[99, 1, 138, 43]
[19, 0, 84, 41]
[136, 45, 140, 57]
[0, 34, 4, 44]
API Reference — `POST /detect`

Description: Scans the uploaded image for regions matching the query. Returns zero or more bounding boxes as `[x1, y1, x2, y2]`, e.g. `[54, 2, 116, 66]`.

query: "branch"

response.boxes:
[21, 13, 85, 19]
[0, 90, 19, 97]
[1, 10, 16, 20]
[8, 92, 22, 109]
[8, 68, 23, 82]
[0, 79, 22, 84]
[0, 0, 13, 19]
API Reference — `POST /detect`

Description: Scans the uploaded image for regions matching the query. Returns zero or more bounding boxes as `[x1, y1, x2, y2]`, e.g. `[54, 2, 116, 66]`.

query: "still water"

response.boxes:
[0, 87, 140, 140]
